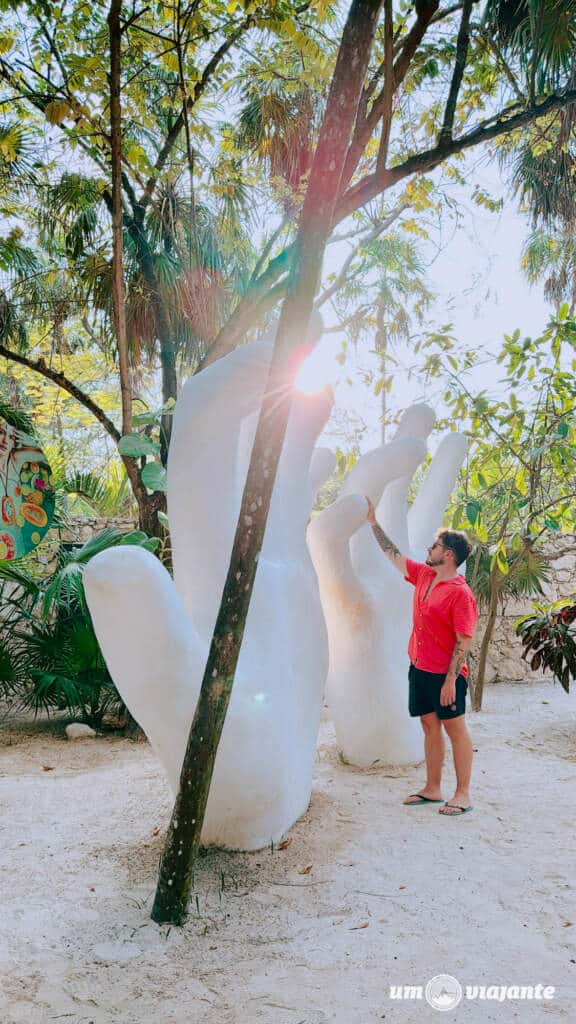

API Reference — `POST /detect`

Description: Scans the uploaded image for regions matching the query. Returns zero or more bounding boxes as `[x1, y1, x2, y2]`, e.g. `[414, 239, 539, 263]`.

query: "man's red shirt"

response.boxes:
[404, 558, 478, 676]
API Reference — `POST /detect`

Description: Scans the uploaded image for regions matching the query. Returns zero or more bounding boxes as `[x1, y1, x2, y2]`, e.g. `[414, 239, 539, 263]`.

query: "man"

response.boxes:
[365, 497, 478, 817]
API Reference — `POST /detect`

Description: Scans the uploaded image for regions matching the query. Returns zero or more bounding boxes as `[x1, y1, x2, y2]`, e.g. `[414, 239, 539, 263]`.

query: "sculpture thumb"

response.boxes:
[307, 493, 372, 614]
[309, 446, 337, 500]
[84, 545, 202, 793]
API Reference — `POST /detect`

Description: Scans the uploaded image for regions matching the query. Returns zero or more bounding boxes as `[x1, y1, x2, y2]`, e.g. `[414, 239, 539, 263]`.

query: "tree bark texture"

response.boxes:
[151, 0, 385, 927]
[107, 0, 133, 440]
[472, 563, 500, 711]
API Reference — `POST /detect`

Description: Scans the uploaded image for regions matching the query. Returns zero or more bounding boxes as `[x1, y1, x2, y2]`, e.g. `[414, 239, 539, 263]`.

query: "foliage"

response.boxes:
[466, 540, 551, 606]
[516, 600, 576, 692]
[435, 309, 576, 707]
[0, 527, 158, 726]
[447, 310, 576, 572]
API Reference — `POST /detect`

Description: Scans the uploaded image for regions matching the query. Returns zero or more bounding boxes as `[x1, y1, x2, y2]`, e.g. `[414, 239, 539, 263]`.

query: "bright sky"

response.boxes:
[299, 153, 551, 454]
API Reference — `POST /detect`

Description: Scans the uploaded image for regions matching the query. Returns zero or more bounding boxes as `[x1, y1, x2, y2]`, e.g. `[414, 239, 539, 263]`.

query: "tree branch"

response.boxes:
[376, 0, 394, 172]
[340, 0, 439, 191]
[315, 201, 408, 307]
[438, 0, 473, 144]
[0, 344, 121, 443]
[337, 87, 576, 221]
[140, 14, 256, 209]
[0, 341, 149, 505]
[248, 216, 291, 285]
[484, 33, 525, 104]
[196, 246, 294, 370]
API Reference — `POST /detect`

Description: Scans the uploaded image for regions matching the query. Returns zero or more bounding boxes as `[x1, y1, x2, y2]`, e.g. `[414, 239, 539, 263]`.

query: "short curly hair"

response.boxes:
[436, 529, 473, 567]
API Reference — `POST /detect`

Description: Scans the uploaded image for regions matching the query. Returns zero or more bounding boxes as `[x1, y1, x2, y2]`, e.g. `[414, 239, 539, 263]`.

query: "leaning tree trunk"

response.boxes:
[472, 562, 501, 711]
[151, 0, 385, 927]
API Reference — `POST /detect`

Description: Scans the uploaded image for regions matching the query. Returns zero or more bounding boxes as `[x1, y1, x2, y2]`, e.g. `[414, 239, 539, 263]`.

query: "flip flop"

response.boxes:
[438, 803, 474, 816]
[404, 794, 444, 806]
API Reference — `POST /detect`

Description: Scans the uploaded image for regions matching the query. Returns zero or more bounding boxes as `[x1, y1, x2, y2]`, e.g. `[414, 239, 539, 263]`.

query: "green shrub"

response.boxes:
[0, 527, 158, 726]
[515, 601, 576, 693]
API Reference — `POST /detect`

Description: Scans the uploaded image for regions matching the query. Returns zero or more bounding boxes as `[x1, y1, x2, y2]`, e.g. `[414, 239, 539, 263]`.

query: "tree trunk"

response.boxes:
[151, 0, 385, 927]
[375, 294, 387, 444]
[107, 0, 132, 440]
[106, 10, 168, 545]
[128, 210, 177, 463]
[138, 489, 166, 534]
[472, 563, 500, 711]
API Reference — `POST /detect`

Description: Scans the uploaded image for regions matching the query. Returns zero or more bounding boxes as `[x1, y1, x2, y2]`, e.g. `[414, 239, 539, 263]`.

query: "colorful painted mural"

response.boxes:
[0, 418, 55, 560]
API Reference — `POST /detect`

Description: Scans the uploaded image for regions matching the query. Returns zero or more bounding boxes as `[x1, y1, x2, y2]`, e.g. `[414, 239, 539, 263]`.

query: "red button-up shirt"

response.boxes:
[404, 558, 478, 676]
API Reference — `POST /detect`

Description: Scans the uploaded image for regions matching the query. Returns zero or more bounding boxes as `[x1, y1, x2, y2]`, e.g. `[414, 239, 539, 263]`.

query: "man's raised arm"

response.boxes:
[365, 496, 407, 576]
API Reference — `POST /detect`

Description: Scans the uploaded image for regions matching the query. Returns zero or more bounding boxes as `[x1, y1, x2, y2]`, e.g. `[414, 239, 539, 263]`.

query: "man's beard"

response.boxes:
[426, 555, 445, 567]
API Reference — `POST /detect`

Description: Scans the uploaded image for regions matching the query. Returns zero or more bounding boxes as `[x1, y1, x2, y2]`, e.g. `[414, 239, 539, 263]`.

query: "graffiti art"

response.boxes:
[0, 418, 55, 560]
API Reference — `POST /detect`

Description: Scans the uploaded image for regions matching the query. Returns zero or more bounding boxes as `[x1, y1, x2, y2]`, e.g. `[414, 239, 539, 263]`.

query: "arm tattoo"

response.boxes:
[371, 522, 401, 559]
[447, 639, 467, 680]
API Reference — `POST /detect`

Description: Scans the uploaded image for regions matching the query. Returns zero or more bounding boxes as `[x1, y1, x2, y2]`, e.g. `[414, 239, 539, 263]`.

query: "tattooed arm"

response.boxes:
[440, 633, 473, 705]
[365, 496, 407, 576]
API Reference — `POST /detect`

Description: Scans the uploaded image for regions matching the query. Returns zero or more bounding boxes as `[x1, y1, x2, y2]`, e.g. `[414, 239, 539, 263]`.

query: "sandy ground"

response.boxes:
[1, 680, 575, 1024]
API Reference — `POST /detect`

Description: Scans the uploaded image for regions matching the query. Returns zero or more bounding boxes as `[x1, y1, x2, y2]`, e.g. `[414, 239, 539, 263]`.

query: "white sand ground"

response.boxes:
[1, 680, 575, 1024]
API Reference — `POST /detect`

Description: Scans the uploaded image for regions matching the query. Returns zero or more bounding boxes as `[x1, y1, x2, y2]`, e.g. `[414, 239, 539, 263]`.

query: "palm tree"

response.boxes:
[323, 231, 433, 442]
[521, 227, 576, 312]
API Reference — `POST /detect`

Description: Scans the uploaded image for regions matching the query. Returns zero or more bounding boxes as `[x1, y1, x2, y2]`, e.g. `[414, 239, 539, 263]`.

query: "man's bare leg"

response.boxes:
[439, 715, 473, 813]
[404, 712, 444, 804]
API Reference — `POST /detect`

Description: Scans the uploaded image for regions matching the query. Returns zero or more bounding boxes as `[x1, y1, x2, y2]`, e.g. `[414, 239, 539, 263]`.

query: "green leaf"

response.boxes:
[140, 462, 167, 492]
[132, 411, 160, 427]
[557, 422, 569, 438]
[466, 499, 481, 525]
[514, 468, 527, 495]
[475, 522, 488, 543]
[496, 550, 509, 575]
[118, 434, 160, 457]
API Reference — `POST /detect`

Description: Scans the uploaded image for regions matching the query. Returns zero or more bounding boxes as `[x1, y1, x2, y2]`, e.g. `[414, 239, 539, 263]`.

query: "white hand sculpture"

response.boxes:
[307, 405, 468, 767]
[84, 341, 335, 851]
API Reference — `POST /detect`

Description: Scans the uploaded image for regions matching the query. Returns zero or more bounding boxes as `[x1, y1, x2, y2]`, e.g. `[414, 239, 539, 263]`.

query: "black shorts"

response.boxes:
[408, 664, 467, 720]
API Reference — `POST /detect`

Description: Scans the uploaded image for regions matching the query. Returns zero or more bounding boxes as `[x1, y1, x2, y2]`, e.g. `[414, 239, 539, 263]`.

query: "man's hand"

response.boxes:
[440, 675, 457, 706]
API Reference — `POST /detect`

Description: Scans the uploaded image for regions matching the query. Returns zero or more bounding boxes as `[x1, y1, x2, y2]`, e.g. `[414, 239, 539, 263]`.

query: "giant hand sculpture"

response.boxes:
[307, 406, 467, 767]
[84, 341, 335, 851]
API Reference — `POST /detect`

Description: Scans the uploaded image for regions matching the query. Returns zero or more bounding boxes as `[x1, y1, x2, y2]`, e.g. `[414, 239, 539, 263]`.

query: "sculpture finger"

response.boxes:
[168, 340, 273, 639]
[264, 387, 334, 559]
[393, 403, 435, 442]
[307, 494, 372, 618]
[377, 404, 436, 551]
[340, 437, 427, 578]
[309, 446, 337, 501]
[84, 546, 202, 794]
[408, 432, 469, 557]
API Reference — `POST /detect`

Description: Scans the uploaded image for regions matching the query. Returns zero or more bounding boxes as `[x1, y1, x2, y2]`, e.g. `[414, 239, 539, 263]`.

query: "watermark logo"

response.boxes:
[389, 978, 556, 1008]
[425, 975, 463, 1011]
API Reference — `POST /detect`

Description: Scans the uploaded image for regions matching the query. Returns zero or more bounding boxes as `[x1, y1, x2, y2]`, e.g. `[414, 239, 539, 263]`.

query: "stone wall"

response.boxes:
[61, 517, 137, 545]
[472, 538, 576, 684]
[32, 516, 138, 574]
